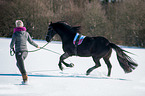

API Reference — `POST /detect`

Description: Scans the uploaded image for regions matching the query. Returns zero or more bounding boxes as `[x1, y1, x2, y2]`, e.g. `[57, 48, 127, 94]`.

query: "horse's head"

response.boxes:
[46, 21, 81, 42]
[46, 22, 57, 42]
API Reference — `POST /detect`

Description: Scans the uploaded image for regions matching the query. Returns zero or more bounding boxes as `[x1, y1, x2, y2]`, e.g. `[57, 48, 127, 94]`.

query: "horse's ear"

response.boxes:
[49, 22, 52, 25]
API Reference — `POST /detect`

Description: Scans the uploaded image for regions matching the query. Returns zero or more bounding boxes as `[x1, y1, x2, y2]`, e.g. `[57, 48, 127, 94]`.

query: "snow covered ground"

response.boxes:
[0, 37, 145, 96]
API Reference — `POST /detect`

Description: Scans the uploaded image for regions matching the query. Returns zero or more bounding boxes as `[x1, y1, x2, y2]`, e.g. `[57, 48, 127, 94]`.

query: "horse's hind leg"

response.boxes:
[86, 57, 101, 75]
[103, 58, 112, 76]
[59, 52, 74, 71]
[103, 50, 112, 77]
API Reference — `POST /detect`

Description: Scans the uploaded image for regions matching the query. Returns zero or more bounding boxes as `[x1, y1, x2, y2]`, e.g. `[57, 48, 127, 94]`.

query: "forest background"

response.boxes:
[0, 0, 145, 47]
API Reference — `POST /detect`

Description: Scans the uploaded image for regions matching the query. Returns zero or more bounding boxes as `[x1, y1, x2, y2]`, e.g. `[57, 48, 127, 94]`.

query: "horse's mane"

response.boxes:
[54, 21, 81, 33]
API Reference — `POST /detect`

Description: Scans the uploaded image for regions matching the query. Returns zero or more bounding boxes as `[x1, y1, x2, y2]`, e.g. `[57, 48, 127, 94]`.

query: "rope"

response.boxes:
[10, 48, 15, 56]
[42, 48, 61, 55]
[10, 43, 74, 73]
[10, 42, 73, 64]
[10, 43, 49, 56]
[10, 43, 56, 55]
[10, 42, 65, 57]
[28, 42, 49, 52]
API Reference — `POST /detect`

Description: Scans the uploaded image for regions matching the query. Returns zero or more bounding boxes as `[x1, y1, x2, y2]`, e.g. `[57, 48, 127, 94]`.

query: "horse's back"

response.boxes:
[90, 36, 111, 56]
[92, 36, 110, 45]
[77, 36, 110, 57]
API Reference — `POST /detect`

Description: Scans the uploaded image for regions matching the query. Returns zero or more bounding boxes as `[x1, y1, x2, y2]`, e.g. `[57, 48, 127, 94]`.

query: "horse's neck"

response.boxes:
[57, 30, 76, 42]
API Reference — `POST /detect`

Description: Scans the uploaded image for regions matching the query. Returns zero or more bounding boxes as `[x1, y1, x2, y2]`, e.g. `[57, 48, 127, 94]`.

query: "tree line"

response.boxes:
[0, 0, 145, 47]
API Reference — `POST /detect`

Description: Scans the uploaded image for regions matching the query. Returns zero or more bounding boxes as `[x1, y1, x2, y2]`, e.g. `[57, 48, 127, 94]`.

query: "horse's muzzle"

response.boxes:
[45, 35, 50, 42]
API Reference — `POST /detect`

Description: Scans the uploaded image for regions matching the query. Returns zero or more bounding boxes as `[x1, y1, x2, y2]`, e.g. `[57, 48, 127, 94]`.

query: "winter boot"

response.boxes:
[22, 74, 28, 83]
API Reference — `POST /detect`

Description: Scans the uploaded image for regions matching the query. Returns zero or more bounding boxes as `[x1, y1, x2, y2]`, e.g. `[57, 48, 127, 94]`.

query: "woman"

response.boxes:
[10, 20, 39, 83]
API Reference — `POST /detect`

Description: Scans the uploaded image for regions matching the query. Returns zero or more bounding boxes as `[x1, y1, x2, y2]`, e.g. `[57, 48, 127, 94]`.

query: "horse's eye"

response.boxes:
[48, 28, 51, 30]
[48, 27, 53, 31]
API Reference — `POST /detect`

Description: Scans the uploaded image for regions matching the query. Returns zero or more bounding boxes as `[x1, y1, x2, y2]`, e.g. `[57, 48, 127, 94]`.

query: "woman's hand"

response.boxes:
[37, 46, 40, 48]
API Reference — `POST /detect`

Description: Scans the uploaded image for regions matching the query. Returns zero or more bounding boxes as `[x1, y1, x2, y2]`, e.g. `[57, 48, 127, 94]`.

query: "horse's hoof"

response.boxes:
[86, 73, 89, 75]
[69, 63, 74, 67]
[59, 66, 64, 71]
[86, 71, 90, 75]
[60, 68, 63, 71]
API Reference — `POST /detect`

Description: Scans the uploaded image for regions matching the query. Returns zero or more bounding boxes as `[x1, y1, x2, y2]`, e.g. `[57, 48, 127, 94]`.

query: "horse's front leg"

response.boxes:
[58, 52, 74, 71]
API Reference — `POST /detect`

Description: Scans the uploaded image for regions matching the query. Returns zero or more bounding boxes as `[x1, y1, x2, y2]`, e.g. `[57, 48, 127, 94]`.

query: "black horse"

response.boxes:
[46, 21, 138, 76]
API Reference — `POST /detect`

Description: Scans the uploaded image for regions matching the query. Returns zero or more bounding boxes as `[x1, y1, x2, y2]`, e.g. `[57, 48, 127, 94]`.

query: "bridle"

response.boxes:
[46, 26, 57, 43]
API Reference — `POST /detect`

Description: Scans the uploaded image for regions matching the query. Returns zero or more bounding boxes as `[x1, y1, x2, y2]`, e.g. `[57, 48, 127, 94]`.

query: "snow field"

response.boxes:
[0, 38, 145, 96]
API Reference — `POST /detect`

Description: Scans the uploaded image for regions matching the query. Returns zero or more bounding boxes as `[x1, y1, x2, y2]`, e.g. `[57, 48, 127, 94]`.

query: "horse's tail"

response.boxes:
[109, 43, 138, 73]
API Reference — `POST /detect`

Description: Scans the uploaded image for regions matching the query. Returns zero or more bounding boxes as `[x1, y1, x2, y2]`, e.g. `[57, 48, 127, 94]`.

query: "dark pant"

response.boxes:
[15, 51, 28, 75]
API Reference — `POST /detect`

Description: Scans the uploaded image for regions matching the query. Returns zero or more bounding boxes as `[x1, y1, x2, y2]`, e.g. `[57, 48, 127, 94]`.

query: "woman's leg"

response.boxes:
[16, 52, 28, 75]
[16, 51, 28, 82]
